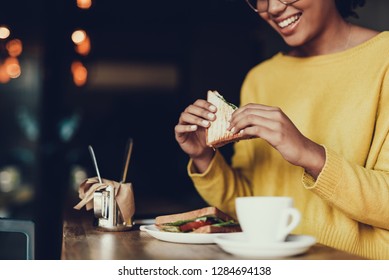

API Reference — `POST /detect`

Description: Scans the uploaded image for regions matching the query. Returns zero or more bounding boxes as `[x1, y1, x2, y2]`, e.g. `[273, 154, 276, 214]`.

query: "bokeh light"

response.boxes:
[0, 26, 10, 39]
[77, 0, 92, 10]
[6, 39, 23, 57]
[4, 57, 21, 79]
[71, 30, 87, 45]
[71, 61, 88, 86]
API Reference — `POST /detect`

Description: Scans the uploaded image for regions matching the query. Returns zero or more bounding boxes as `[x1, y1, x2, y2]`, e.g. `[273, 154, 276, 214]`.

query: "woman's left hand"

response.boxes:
[228, 103, 326, 178]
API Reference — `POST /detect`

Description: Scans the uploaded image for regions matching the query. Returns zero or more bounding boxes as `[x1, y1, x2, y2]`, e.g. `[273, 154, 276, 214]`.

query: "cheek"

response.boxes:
[259, 12, 270, 23]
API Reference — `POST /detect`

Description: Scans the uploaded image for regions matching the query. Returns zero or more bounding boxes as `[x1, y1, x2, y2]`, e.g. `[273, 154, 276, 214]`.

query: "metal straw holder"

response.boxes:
[93, 185, 134, 231]
[88, 141, 134, 232]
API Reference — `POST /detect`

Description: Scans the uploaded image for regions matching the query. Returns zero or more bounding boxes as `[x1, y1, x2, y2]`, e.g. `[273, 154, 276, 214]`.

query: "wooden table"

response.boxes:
[61, 210, 364, 260]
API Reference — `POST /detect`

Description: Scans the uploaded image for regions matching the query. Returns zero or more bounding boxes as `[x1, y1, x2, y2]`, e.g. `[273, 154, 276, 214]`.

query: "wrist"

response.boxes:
[303, 144, 326, 179]
[191, 149, 215, 173]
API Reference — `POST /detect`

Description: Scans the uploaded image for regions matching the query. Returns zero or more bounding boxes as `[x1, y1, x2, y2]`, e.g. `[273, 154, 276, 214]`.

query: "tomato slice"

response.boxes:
[179, 220, 212, 232]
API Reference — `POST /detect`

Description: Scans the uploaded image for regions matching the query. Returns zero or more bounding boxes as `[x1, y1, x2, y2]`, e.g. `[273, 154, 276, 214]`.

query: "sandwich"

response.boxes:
[206, 90, 241, 148]
[155, 206, 241, 233]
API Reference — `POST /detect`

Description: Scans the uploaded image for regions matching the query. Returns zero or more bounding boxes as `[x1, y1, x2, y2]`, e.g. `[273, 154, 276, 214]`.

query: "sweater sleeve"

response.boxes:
[302, 145, 389, 230]
[188, 149, 253, 218]
[303, 69, 389, 230]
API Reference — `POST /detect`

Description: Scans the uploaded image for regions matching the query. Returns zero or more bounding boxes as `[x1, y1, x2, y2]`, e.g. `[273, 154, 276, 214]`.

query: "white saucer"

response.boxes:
[214, 233, 316, 259]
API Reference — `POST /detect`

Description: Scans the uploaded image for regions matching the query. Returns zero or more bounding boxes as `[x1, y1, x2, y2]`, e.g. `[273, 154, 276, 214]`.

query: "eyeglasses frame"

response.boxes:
[245, 0, 300, 13]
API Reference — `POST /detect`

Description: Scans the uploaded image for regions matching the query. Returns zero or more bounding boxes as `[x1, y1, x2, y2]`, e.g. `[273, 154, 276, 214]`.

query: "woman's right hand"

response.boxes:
[174, 99, 217, 172]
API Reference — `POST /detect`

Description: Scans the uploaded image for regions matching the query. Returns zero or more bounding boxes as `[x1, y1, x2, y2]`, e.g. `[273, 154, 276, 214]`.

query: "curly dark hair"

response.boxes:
[335, 0, 366, 18]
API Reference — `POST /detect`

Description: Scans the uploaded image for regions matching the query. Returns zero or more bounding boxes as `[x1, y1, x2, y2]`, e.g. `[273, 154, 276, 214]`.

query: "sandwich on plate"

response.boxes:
[155, 206, 241, 233]
[206, 90, 241, 148]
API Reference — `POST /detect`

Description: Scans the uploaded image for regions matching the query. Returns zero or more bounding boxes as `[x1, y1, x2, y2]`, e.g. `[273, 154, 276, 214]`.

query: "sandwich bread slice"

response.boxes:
[206, 90, 241, 148]
[155, 206, 241, 233]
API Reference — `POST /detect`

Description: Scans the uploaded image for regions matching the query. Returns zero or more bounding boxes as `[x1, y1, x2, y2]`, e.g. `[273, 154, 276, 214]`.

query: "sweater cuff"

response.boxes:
[187, 150, 226, 188]
[302, 146, 343, 201]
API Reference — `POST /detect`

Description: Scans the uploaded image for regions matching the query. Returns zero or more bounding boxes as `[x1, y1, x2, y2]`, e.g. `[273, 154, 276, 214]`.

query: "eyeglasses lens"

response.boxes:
[247, 0, 268, 12]
[247, 0, 298, 13]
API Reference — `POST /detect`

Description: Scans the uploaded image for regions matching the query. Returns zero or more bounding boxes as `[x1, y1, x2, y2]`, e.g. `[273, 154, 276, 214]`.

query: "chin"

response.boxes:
[280, 33, 307, 48]
[283, 39, 304, 47]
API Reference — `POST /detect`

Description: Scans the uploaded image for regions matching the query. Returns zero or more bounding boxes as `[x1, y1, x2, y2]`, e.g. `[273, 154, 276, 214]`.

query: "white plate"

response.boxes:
[214, 233, 316, 259]
[134, 218, 155, 225]
[140, 224, 233, 244]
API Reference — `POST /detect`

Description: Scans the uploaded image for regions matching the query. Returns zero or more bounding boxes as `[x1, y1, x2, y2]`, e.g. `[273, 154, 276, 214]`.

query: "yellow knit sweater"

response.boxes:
[188, 32, 389, 259]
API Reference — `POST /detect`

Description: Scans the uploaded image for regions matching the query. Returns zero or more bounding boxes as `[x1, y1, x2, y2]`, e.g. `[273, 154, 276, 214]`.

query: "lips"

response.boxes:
[276, 13, 302, 29]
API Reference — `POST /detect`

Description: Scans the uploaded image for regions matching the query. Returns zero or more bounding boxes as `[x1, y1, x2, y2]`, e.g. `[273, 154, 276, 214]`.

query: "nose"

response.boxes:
[267, 0, 287, 16]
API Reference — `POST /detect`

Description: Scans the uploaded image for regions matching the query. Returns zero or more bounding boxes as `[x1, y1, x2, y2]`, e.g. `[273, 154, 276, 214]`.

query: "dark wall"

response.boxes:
[57, 0, 267, 202]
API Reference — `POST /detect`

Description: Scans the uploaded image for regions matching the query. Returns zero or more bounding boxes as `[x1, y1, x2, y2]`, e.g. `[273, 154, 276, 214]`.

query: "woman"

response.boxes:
[174, 0, 389, 259]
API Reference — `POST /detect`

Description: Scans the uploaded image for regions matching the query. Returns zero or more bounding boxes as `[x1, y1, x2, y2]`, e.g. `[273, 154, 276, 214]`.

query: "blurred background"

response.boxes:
[0, 0, 388, 260]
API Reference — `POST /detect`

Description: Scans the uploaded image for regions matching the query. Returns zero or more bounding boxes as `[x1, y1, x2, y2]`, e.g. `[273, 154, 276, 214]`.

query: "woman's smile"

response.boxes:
[276, 12, 301, 28]
[274, 12, 302, 35]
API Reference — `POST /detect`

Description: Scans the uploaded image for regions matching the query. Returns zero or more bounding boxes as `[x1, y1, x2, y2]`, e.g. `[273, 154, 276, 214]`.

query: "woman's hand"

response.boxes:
[228, 103, 326, 178]
[174, 99, 217, 173]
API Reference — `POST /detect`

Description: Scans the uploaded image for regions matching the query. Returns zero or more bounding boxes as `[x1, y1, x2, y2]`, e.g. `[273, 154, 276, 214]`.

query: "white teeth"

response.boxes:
[278, 15, 300, 28]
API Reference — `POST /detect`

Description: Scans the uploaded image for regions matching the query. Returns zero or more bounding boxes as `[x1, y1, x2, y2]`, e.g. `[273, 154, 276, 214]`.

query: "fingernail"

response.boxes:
[208, 113, 215, 120]
[230, 127, 235, 134]
[190, 125, 197, 131]
[239, 129, 244, 134]
[202, 120, 210, 126]
[209, 105, 216, 112]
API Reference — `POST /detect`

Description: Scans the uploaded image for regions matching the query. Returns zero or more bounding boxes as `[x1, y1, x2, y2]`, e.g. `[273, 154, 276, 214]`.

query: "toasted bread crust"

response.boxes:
[155, 206, 234, 225]
[192, 225, 242, 233]
[156, 224, 242, 233]
[206, 132, 241, 148]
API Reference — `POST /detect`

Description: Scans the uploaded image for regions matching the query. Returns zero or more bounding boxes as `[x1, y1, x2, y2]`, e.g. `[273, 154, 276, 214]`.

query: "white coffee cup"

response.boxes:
[235, 196, 301, 244]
